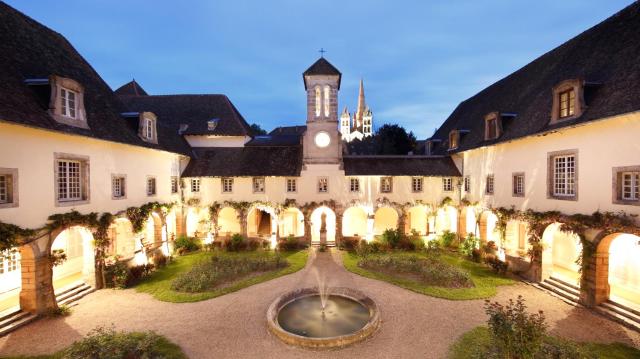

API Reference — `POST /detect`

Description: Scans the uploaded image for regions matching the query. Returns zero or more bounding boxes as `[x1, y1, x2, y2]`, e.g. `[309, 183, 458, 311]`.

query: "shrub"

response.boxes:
[459, 234, 480, 257]
[61, 326, 186, 359]
[225, 233, 246, 252]
[339, 237, 360, 251]
[174, 236, 201, 255]
[355, 240, 372, 257]
[48, 304, 71, 317]
[438, 230, 456, 248]
[380, 228, 403, 249]
[154, 252, 169, 268]
[425, 239, 442, 256]
[277, 235, 303, 251]
[484, 295, 547, 358]
[171, 253, 288, 292]
[486, 256, 509, 275]
[127, 264, 154, 286]
[471, 248, 484, 263]
[104, 261, 129, 288]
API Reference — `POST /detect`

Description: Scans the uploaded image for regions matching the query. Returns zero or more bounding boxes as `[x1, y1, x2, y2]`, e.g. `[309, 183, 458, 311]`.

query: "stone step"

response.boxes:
[605, 299, 640, 318]
[311, 241, 336, 247]
[0, 309, 30, 329]
[0, 311, 37, 337]
[546, 277, 580, 297]
[54, 281, 86, 298]
[535, 280, 580, 305]
[548, 276, 580, 292]
[596, 302, 640, 332]
[57, 285, 94, 307]
[0, 306, 21, 323]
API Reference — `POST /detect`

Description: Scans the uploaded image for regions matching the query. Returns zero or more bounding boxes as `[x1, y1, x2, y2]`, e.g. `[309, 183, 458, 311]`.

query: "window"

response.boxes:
[621, 172, 639, 200]
[442, 177, 452, 192]
[513, 173, 525, 197]
[559, 89, 575, 119]
[0, 169, 17, 207]
[171, 176, 178, 194]
[0, 250, 19, 275]
[112, 175, 126, 199]
[449, 131, 459, 150]
[380, 177, 392, 193]
[315, 87, 321, 117]
[349, 178, 360, 193]
[412, 177, 423, 193]
[145, 117, 154, 140]
[191, 178, 200, 193]
[552, 155, 576, 197]
[222, 178, 233, 193]
[485, 113, 500, 140]
[324, 86, 330, 117]
[0, 175, 7, 203]
[147, 177, 157, 196]
[60, 87, 77, 118]
[486, 175, 494, 195]
[612, 166, 640, 205]
[464, 176, 470, 192]
[207, 119, 219, 131]
[253, 177, 265, 193]
[318, 177, 328, 193]
[286, 178, 297, 193]
[57, 159, 81, 201]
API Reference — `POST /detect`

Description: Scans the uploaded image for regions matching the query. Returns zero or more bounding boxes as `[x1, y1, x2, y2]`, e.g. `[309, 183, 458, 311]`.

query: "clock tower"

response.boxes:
[302, 57, 342, 165]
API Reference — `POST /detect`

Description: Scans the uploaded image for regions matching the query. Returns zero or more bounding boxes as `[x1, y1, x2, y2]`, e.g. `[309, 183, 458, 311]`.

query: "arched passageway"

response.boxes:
[186, 207, 210, 238]
[51, 226, 95, 291]
[407, 206, 429, 236]
[479, 211, 499, 243]
[373, 207, 398, 236]
[279, 208, 304, 237]
[0, 248, 21, 312]
[342, 206, 368, 238]
[541, 223, 582, 286]
[310, 206, 336, 244]
[108, 218, 137, 260]
[597, 233, 640, 308]
[248, 206, 277, 238]
[218, 207, 241, 237]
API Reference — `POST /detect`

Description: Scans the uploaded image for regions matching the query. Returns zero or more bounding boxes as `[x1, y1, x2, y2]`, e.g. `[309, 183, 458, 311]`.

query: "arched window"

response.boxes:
[315, 87, 321, 117]
[324, 86, 330, 117]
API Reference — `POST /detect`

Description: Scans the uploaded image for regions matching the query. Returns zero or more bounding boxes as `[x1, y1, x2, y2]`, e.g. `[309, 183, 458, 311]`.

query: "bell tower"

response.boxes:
[302, 57, 342, 165]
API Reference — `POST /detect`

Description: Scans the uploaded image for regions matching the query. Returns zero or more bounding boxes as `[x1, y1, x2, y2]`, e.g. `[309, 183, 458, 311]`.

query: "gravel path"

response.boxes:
[1, 249, 639, 359]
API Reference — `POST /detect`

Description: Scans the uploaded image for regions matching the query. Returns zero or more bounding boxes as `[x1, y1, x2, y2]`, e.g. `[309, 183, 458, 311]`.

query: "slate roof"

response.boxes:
[245, 135, 301, 147]
[430, 2, 640, 154]
[0, 2, 190, 156]
[269, 125, 307, 136]
[119, 94, 252, 137]
[343, 156, 461, 177]
[114, 80, 148, 96]
[303, 57, 342, 89]
[182, 147, 303, 177]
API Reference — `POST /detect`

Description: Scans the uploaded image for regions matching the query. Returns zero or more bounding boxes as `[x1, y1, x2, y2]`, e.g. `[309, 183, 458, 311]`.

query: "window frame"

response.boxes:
[558, 88, 576, 119]
[0, 168, 18, 208]
[442, 177, 452, 192]
[512, 172, 525, 197]
[547, 149, 578, 201]
[60, 87, 77, 119]
[448, 131, 459, 150]
[221, 177, 234, 193]
[464, 176, 470, 193]
[286, 178, 297, 193]
[146, 176, 157, 197]
[317, 177, 329, 193]
[380, 177, 393, 193]
[412, 177, 424, 193]
[111, 174, 127, 200]
[171, 176, 179, 194]
[612, 166, 640, 205]
[54, 153, 90, 207]
[349, 178, 360, 193]
[252, 177, 265, 194]
[484, 112, 501, 141]
[550, 79, 584, 124]
[486, 174, 494, 195]
[191, 178, 201, 193]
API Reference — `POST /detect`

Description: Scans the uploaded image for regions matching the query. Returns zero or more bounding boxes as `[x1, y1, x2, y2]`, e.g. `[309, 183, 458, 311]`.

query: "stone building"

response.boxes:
[0, 1, 640, 332]
[340, 78, 374, 142]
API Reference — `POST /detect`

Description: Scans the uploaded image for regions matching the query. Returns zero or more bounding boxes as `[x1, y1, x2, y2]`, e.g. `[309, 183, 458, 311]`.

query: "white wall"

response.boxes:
[0, 122, 185, 228]
[460, 112, 640, 216]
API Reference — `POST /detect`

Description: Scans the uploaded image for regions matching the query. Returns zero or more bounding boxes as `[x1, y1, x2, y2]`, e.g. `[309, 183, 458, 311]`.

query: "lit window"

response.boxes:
[0, 250, 19, 275]
[485, 116, 499, 140]
[253, 177, 265, 193]
[553, 155, 576, 196]
[486, 175, 494, 195]
[315, 87, 321, 117]
[286, 178, 297, 193]
[449, 131, 458, 150]
[147, 177, 157, 196]
[171, 177, 178, 194]
[349, 178, 360, 193]
[324, 86, 330, 117]
[621, 172, 639, 200]
[318, 177, 328, 193]
[464, 176, 470, 192]
[412, 177, 423, 193]
[57, 159, 81, 201]
[60, 88, 77, 118]
[559, 89, 576, 118]
[442, 177, 452, 192]
[191, 178, 200, 193]
[145, 117, 154, 140]
[513, 174, 525, 197]
[112, 176, 126, 199]
[222, 178, 233, 193]
[380, 177, 392, 193]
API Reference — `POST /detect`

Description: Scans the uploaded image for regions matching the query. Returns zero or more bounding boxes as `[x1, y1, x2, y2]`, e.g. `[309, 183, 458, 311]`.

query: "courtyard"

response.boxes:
[1, 248, 638, 358]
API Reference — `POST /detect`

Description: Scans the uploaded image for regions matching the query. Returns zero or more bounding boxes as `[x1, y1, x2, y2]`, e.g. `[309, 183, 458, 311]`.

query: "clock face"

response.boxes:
[314, 131, 331, 148]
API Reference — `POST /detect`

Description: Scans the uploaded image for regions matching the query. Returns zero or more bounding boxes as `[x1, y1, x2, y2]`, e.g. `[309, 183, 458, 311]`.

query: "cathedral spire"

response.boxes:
[356, 78, 366, 121]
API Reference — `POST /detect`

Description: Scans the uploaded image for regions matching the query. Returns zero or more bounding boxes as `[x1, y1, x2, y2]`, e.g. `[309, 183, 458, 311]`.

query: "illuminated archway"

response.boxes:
[248, 206, 277, 238]
[108, 218, 137, 260]
[596, 233, 640, 307]
[310, 206, 336, 243]
[373, 207, 398, 236]
[186, 207, 211, 238]
[541, 223, 582, 286]
[342, 206, 368, 237]
[218, 207, 241, 237]
[279, 208, 304, 237]
[407, 206, 428, 236]
[0, 247, 21, 312]
[504, 220, 528, 255]
[479, 211, 499, 243]
[51, 226, 95, 291]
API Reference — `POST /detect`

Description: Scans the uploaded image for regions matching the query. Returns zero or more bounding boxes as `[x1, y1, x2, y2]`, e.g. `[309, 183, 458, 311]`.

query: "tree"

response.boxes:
[346, 124, 417, 155]
[250, 123, 267, 136]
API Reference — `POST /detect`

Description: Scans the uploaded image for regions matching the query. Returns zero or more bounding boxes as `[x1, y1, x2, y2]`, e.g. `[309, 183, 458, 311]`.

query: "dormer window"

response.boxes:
[138, 112, 157, 144]
[60, 88, 77, 118]
[207, 119, 219, 131]
[448, 131, 459, 150]
[551, 79, 584, 124]
[484, 112, 501, 140]
[48, 75, 88, 129]
[144, 117, 153, 140]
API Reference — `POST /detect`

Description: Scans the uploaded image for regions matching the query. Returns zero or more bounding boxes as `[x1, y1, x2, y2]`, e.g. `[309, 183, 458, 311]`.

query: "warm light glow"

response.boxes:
[314, 131, 331, 148]
[608, 234, 640, 305]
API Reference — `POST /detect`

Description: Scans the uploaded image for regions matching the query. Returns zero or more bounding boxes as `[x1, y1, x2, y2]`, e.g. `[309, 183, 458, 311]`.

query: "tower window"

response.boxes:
[315, 87, 321, 117]
[486, 175, 494, 195]
[171, 176, 178, 194]
[324, 86, 330, 117]
[464, 176, 470, 192]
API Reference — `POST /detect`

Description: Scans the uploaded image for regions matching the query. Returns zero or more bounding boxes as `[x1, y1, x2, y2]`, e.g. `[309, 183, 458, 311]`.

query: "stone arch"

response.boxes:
[279, 207, 304, 237]
[50, 226, 96, 290]
[504, 219, 528, 256]
[406, 205, 429, 236]
[459, 206, 478, 238]
[373, 206, 399, 236]
[144, 212, 163, 249]
[310, 206, 336, 244]
[19, 240, 57, 314]
[186, 207, 211, 238]
[165, 209, 177, 242]
[247, 204, 278, 239]
[342, 206, 369, 238]
[108, 217, 137, 260]
[540, 222, 582, 286]
[218, 207, 241, 237]
[594, 233, 640, 307]
[478, 211, 499, 243]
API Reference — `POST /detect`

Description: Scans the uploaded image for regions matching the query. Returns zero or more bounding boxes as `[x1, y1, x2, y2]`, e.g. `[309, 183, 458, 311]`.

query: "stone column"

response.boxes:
[398, 210, 407, 235]
[19, 242, 57, 314]
[175, 206, 186, 238]
[335, 211, 343, 245]
[581, 252, 609, 307]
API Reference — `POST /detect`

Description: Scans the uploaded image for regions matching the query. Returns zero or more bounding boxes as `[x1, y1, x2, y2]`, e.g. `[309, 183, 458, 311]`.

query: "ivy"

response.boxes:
[0, 222, 36, 252]
[126, 202, 174, 233]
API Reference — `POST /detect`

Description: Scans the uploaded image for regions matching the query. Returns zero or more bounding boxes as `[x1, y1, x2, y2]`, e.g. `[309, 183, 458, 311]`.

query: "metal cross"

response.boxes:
[319, 48, 326, 57]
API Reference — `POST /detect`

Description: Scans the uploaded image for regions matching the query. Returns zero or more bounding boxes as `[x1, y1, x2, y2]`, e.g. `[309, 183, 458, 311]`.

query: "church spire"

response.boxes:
[356, 78, 366, 120]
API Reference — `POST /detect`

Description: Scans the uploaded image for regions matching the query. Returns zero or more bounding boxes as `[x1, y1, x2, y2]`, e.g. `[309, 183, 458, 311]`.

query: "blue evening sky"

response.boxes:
[6, 0, 633, 138]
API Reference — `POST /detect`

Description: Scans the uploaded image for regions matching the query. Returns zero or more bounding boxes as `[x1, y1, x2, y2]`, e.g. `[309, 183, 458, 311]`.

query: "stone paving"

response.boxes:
[1, 249, 639, 359]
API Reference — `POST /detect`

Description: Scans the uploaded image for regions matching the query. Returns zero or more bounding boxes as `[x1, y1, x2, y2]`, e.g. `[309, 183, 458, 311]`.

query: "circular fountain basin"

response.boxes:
[267, 287, 380, 349]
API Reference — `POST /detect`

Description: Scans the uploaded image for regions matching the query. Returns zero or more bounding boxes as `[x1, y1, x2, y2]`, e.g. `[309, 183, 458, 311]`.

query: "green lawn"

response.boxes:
[135, 249, 308, 303]
[449, 326, 640, 359]
[343, 251, 515, 300]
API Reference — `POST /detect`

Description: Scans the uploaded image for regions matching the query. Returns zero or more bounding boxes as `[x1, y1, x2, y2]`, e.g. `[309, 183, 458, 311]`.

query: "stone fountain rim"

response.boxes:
[267, 286, 381, 349]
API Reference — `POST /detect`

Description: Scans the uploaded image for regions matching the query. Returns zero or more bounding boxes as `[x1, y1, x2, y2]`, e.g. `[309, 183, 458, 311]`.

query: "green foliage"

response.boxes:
[226, 233, 246, 252]
[249, 123, 267, 135]
[174, 236, 201, 255]
[61, 327, 187, 359]
[484, 295, 547, 358]
[380, 228, 403, 249]
[47, 304, 71, 317]
[485, 256, 509, 274]
[0, 221, 36, 251]
[338, 236, 360, 251]
[171, 253, 287, 292]
[126, 202, 174, 233]
[346, 123, 417, 155]
[104, 260, 129, 289]
[277, 235, 305, 251]
[50, 249, 67, 267]
[459, 233, 480, 257]
[438, 230, 456, 248]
